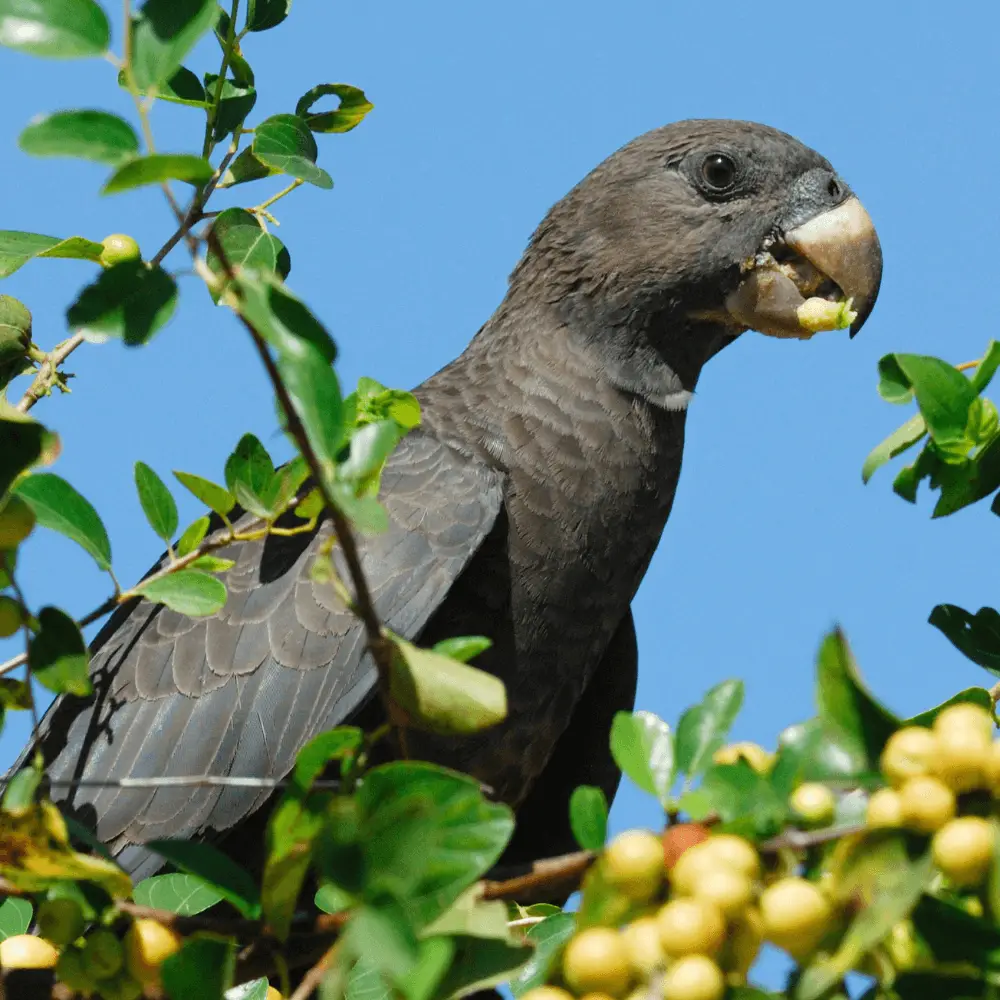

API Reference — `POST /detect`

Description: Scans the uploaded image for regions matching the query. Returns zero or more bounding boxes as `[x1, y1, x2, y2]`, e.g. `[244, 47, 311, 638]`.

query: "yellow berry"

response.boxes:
[866, 787, 904, 828]
[0, 934, 58, 969]
[899, 776, 956, 834]
[520, 990, 574, 1000]
[0, 496, 35, 549]
[99, 234, 142, 267]
[759, 877, 833, 960]
[602, 829, 664, 900]
[933, 703, 994, 742]
[124, 919, 181, 987]
[987, 741, 1000, 793]
[81, 927, 124, 979]
[0, 595, 21, 638]
[37, 897, 85, 946]
[880, 727, 938, 787]
[713, 742, 774, 774]
[934, 727, 990, 793]
[620, 916, 664, 974]
[790, 783, 836, 826]
[932, 816, 995, 886]
[661, 954, 726, 1000]
[562, 928, 632, 997]
[656, 898, 726, 957]
[266, 987, 283, 1000]
[671, 835, 760, 893]
[689, 867, 753, 918]
[723, 906, 764, 983]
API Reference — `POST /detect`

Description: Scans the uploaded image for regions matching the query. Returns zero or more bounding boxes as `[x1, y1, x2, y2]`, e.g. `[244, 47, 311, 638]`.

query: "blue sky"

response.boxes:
[0, 0, 997, 913]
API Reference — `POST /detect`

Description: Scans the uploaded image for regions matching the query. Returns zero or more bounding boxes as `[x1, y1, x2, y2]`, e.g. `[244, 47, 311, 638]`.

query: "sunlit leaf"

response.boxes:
[161, 934, 236, 1000]
[0, 0, 109, 58]
[0, 898, 31, 939]
[862, 412, 927, 484]
[569, 785, 607, 851]
[675, 678, 744, 781]
[103, 153, 213, 194]
[148, 840, 260, 919]
[29, 606, 90, 696]
[135, 461, 178, 543]
[134, 569, 226, 616]
[0, 230, 103, 278]
[173, 470, 235, 517]
[252, 114, 332, 189]
[509, 912, 575, 996]
[176, 515, 210, 556]
[134, 874, 224, 915]
[129, 0, 218, 90]
[610, 710, 674, 804]
[295, 83, 373, 133]
[206, 209, 289, 302]
[19, 110, 139, 164]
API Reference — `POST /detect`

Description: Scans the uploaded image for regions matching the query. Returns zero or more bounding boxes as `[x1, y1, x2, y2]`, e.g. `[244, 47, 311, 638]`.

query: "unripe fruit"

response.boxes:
[880, 727, 938, 787]
[932, 816, 995, 887]
[713, 742, 774, 774]
[99, 234, 141, 268]
[520, 989, 574, 1000]
[99, 971, 144, 1000]
[723, 906, 764, 983]
[0, 934, 58, 969]
[662, 824, 711, 871]
[620, 916, 664, 974]
[656, 898, 726, 957]
[933, 727, 990, 793]
[602, 829, 664, 900]
[661, 954, 725, 1000]
[55, 947, 96, 993]
[124, 919, 181, 986]
[790, 783, 836, 827]
[37, 897, 86, 946]
[899, 776, 956, 834]
[759, 877, 833, 959]
[671, 835, 760, 894]
[933, 703, 994, 742]
[0, 496, 36, 549]
[82, 927, 124, 979]
[562, 928, 632, 997]
[689, 867, 753, 918]
[0, 595, 21, 638]
[866, 787, 904, 829]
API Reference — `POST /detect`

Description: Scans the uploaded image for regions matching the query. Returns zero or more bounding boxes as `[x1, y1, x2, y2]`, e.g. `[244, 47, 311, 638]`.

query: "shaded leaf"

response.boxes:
[509, 912, 575, 996]
[0, 230, 103, 278]
[29, 606, 90, 696]
[675, 678, 744, 781]
[206, 208, 290, 301]
[19, 110, 138, 164]
[0, 418, 57, 496]
[862, 412, 927, 484]
[217, 146, 277, 188]
[431, 636, 491, 663]
[0, 898, 31, 939]
[103, 153, 213, 194]
[161, 934, 236, 1000]
[174, 470, 235, 517]
[0, 0, 109, 57]
[118, 64, 208, 106]
[225, 979, 271, 1000]
[134, 569, 226, 616]
[135, 461, 178, 543]
[680, 761, 786, 838]
[295, 83, 373, 133]
[3, 765, 41, 810]
[148, 840, 260, 919]
[929, 604, 1000, 676]
[971, 341, 1000, 393]
[14, 472, 111, 570]
[609, 710, 674, 804]
[204, 73, 256, 142]
[133, 873, 224, 915]
[342, 905, 419, 987]
[293, 727, 362, 787]
[245, 0, 290, 31]
[569, 785, 607, 851]
[130, 0, 218, 90]
[253, 113, 332, 188]
[433, 936, 533, 1000]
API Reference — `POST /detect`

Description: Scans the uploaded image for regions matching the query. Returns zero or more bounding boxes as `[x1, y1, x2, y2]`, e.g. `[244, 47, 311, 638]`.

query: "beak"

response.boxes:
[724, 196, 882, 340]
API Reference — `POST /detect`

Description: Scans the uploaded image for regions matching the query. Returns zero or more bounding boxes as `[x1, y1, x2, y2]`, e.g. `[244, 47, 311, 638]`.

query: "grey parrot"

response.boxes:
[22, 119, 882, 879]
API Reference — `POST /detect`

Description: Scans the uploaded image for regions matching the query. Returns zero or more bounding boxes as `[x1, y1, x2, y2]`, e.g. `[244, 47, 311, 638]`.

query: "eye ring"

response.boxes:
[700, 153, 737, 192]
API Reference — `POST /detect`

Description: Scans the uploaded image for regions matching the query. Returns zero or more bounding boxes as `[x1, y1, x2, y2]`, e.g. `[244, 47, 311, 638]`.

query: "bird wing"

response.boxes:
[32, 430, 503, 876]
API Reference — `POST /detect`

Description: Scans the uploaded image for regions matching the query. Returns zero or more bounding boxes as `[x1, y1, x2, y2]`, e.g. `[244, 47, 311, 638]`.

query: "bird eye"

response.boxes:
[700, 153, 737, 192]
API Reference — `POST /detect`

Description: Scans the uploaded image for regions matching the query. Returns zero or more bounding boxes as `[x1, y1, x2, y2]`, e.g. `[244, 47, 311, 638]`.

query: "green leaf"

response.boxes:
[342, 906, 419, 988]
[18, 110, 139, 164]
[223, 433, 275, 517]
[161, 934, 236, 1000]
[340, 420, 404, 489]
[770, 718, 873, 798]
[430, 636, 491, 663]
[569, 785, 607, 851]
[0, 294, 31, 367]
[176, 515, 210, 556]
[680, 761, 786, 838]
[103, 153, 213, 194]
[929, 604, 1000, 676]
[0, 418, 57, 497]
[217, 146, 277, 188]
[912, 893, 1000, 966]
[401, 937, 454, 1000]
[206, 208, 290, 302]
[134, 461, 178, 543]
[28, 606, 91, 696]
[252, 113, 332, 188]
[0, 678, 33, 710]
[118, 63, 208, 106]
[433, 936, 533, 1000]
[862, 412, 927, 484]
[420, 888, 511, 940]
[907, 687, 994, 727]
[188, 555, 233, 572]
[134, 569, 226, 616]
[225, 979, 271, 1000]
[0, 898, 31, 939]
[0, 0, 109, 57]
[0, 230, 103, 277]
[971, 341, 1000, 393]
[815, 628, 899, 769]
[293, 727, 362, 788]
[890, 354, 978, 455]
[129, 0, 218, 90]
[877, 354, 913, 404]
[675, 678, 744, 782]
[609, 710, 674, 804]
[14, 472, 111, 570]
[204, 74, 256, 142]
[3, 765, 42, 810]
[173, 470, 235, 517]
[509, 912, 575, 996]
[148, 841, 260, 919]
[67, 260, 177, 346]
[245, 0, 290, 31]
[133, 874, 224, 915]
[388, 636, 507, 736]
[295, 83, 374, 133]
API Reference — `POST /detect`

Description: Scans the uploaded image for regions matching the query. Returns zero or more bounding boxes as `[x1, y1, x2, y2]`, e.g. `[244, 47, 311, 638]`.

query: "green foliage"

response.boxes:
[569, 785, 608, 851]
[28, 606, 90, 696]
[18, 110, 139, 164]
[0, 230, 103, 277]
[133, 873, 224, 915]
[253, 114, 333, 188]
[0, 0, 109, 58]
[610, 709, 674, 804]
[133, 569, 227, 616]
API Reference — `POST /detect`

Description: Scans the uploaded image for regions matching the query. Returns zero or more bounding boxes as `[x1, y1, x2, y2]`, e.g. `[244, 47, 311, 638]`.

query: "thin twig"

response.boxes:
[481, 850, 595, 903]
[15, 333, 86, 413]
[289, 941, 340, 1000]
[759, 822, 866, 853]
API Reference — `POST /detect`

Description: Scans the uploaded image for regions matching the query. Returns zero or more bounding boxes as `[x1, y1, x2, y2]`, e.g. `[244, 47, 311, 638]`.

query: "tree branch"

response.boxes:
[15, 333, 86, 413]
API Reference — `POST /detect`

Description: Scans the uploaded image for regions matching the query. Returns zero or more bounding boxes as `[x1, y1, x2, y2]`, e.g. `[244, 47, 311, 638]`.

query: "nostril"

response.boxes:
[828, 177, 843, 200]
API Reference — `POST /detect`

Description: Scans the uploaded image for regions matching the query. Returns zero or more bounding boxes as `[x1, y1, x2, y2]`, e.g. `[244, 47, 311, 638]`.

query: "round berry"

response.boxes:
[0, 496, 35, 549]
[56, 947, 96, 993]
[759, 877, 833, 959]
[866, 787, 904, 829]
[0, 596, 21, 638]
[899, 776, 956, 834]
[603, 829, 664, 900]
[0, 934, 58, 969]
[713, 742, 774, 775]
[37, 897, 86, 946]
[671, 835, 760, 894]
[689, 867, 753, 918]
[933, 703, 994, 742]
[661, 954, 725, 1000]
[99, 234, 142, 268]
[987, 741, 1000, 793]
[790, 783, 836, 827]
[562, 928, 632, 997]
[266, 987, 283, 1000]
[934, 726, 990, 793]
[124, 919, 181, 987]
[656, 897, 726, 957]
[82, 927, 124, 979]
[932, 816, 995, 887]
[662, 824, 711, 871]
[723, 906, 764, 983]
[880, 727, 938, 787]
[620, 916, 664, 974]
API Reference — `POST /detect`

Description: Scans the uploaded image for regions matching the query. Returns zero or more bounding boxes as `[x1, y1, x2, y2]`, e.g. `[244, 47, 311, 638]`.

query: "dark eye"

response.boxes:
[701, 153, 737, 192]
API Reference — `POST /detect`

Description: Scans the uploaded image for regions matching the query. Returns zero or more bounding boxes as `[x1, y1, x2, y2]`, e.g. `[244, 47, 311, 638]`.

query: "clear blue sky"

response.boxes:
[1, 0, 997, 899]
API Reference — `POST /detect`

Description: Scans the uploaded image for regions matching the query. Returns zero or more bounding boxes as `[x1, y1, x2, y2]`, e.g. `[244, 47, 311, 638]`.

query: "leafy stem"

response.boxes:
[15, 333, 86, 413]
[202, 0, 241, 159]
